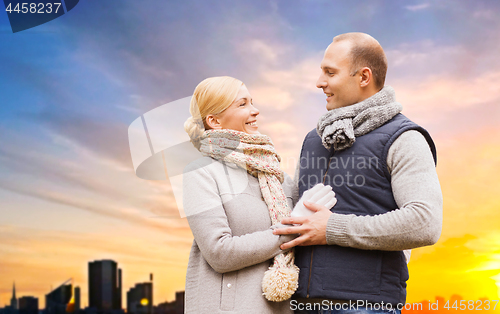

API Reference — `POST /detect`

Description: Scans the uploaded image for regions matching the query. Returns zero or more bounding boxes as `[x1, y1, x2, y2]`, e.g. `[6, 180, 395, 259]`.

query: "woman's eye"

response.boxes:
[240, 102, 246, 107]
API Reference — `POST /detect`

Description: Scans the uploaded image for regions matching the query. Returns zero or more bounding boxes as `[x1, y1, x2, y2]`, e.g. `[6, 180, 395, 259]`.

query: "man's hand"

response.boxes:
[273, 201, 332, 250]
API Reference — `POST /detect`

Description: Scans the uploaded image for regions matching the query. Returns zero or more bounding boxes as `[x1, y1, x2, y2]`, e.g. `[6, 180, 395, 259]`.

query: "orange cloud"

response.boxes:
[407, 129, 500, 302]
[394, 72, 500, 120]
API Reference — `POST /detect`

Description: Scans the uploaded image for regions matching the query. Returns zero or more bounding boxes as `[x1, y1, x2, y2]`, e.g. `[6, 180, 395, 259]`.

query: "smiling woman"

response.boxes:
[184, 76, 242, 149]
[181, 76, 298, 313]
[206, 84, 260, 134]
[183, 78, 260, 144]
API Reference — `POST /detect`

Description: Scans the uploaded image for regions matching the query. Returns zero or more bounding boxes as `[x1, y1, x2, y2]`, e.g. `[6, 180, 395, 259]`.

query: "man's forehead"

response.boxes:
[321, 42, 351, 68]
[326, 41, 351, 56]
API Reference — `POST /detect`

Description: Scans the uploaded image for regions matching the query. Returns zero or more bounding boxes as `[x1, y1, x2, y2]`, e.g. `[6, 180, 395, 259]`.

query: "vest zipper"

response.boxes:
[306, 248, 314, 298]
[306, 149, 335, 298]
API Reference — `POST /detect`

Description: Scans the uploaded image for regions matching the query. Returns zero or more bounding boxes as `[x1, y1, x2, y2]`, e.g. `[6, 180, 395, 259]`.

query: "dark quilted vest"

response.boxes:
[295, 113, 437, 305]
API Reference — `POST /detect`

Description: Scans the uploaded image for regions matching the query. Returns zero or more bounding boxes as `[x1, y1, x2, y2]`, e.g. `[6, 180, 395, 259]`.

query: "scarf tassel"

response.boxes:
[261, 263, 300, 302]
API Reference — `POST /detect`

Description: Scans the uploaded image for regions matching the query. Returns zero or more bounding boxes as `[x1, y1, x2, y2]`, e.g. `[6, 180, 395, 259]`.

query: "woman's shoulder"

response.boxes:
[184, 156, 233, 176]
[183, 157, 245, 182]
[184, 156, 217, 173]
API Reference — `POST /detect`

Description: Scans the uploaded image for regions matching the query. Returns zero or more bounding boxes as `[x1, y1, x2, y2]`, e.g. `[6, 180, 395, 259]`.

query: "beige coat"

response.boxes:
[183, 157, 296, 314]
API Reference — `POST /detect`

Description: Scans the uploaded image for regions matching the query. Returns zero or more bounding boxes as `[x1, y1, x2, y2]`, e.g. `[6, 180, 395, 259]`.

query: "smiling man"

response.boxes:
[274, 33, 443, 313]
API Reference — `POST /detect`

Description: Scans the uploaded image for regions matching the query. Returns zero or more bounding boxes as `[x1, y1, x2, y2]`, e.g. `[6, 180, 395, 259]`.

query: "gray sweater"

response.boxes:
[183, 158, 296, 314]
[324, 130, 443, 250]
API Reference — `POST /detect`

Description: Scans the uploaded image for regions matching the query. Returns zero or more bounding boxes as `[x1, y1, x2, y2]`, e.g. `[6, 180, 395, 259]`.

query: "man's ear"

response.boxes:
[359, 67, 372, 87]
[205, 114, 222, 129]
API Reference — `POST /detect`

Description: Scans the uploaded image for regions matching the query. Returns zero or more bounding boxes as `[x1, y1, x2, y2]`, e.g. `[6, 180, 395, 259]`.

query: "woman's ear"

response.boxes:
[205, 114, 222, 129]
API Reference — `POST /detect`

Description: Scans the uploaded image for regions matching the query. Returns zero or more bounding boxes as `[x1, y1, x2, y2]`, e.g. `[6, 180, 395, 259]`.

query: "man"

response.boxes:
[273, 33, 443, 313]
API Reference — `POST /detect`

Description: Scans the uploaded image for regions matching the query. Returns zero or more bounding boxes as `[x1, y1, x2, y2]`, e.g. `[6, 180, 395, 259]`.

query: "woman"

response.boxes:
[182, 76, 298, 313]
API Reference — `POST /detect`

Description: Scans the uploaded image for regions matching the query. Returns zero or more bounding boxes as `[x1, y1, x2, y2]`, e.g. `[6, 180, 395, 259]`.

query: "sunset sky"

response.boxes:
[1, 0, 500, 308]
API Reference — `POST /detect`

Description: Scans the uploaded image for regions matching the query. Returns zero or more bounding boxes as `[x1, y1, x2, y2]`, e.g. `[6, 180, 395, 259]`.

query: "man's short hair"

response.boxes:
[332, 33, 388, 90]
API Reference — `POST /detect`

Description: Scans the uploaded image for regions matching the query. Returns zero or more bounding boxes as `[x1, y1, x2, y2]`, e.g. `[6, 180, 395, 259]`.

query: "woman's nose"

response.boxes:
[250, 104, 259, 115]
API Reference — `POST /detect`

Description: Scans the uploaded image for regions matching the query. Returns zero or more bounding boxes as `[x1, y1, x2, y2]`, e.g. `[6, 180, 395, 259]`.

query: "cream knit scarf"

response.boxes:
[317, 86, 403, 151]
[199, 129, 299, 302]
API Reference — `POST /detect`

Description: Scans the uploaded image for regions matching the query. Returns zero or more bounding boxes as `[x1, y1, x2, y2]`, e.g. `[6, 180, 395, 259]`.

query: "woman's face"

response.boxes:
[212, 85, 260, 134]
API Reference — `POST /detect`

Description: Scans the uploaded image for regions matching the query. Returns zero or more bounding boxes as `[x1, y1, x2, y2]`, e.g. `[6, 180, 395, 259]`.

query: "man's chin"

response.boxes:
[327, 101, 353, 111]
[326, 102, 338, 111]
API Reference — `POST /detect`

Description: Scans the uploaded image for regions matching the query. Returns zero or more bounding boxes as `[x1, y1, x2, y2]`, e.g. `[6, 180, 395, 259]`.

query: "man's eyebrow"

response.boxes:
[321, 66, 337, 72]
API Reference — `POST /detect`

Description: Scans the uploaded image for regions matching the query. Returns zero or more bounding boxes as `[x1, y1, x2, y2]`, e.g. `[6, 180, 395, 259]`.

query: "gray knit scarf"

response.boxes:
[316, 86, 403, 151]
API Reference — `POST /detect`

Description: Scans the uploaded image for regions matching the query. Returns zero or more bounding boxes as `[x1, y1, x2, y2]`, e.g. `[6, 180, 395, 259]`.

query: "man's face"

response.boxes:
[316, 41, 363, 110]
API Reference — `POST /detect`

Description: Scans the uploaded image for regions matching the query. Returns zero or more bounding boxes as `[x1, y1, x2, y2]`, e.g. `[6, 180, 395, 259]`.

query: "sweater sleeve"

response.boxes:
[325, 130, 443, 250]
[183, 162, 295, 273]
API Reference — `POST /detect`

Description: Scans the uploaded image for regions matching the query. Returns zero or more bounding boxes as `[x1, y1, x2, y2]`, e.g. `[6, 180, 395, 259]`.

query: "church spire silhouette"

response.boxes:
[10, 282, 17, 310]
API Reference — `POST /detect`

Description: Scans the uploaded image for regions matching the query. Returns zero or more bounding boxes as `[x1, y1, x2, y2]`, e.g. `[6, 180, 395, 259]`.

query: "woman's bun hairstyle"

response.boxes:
[183, 111, 205, 150]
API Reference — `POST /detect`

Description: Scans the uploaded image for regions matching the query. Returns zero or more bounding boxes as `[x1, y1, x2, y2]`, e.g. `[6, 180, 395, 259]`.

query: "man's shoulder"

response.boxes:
[299, 128, 331, 158]
[301, 127, 324, 148]
[305, 128, 319, 138]
[381, 114, 437, 165]
[297, 128, 319, 148]
[372, 113, 416, 134]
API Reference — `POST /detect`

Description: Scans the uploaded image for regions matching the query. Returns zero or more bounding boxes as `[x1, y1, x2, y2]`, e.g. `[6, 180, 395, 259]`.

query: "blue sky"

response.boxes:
[1, 0, 500, 307]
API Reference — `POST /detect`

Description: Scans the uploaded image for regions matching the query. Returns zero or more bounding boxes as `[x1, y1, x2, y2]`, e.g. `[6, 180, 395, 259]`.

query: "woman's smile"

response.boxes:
[214, 84, 260, 134]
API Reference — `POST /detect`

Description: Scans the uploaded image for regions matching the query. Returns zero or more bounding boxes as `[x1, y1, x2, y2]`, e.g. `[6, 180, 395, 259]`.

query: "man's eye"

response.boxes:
[328, 72, 334, 76]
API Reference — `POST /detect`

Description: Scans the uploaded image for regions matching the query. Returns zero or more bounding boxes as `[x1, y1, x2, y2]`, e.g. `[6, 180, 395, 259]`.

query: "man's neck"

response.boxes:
[358, 86, 380, 103]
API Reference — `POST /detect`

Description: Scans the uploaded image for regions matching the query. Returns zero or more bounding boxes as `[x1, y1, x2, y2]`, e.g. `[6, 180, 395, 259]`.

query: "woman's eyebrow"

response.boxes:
[235, 96, 252, 102]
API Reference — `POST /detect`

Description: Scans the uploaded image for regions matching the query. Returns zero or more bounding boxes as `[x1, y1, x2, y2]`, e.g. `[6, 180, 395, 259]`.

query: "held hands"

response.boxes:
[273, 184, 337, 250]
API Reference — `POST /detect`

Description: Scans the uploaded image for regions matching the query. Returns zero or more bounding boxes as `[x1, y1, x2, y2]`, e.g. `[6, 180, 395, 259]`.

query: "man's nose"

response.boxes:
[316, 74, 327, 89]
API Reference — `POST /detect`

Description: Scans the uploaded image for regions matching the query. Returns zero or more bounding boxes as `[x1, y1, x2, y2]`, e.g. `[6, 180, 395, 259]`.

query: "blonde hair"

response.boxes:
[184, 76, 243, 149]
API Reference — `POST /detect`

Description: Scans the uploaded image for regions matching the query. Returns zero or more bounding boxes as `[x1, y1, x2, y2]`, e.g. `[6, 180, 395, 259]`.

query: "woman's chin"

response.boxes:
[225, 127, 259, 134]
[244, 126, 260, 134]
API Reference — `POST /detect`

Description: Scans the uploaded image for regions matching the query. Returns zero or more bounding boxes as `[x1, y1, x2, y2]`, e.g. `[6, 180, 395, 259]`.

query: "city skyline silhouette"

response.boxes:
[1, 0, 500, 309]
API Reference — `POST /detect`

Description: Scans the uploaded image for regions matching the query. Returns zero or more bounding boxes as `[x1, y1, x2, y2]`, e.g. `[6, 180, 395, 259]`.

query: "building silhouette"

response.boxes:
[88, 260, 122, 313]
[18, 297, 38, 314]
[154, 292, 184, 314]
[45, 280, 72, 314]
[1, 283, 19, 314]
[74, 287, 81, 311]
[126, 282, 152, 314]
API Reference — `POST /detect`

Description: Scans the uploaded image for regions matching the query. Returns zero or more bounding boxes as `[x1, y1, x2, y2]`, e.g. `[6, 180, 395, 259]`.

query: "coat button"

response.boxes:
[227, 283, 232, 288]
